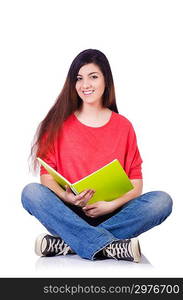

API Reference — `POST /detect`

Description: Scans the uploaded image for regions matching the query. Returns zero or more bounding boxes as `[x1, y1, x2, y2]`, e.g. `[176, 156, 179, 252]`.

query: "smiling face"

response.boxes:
[75, 63, 105, 107]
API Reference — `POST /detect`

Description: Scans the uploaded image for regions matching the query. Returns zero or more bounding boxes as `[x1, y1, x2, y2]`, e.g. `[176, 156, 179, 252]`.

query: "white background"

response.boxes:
[0, 0, 182, 277]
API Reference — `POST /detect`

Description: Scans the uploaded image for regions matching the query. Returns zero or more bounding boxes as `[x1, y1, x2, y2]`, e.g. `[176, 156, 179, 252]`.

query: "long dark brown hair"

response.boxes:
[29, 49, 119, 174]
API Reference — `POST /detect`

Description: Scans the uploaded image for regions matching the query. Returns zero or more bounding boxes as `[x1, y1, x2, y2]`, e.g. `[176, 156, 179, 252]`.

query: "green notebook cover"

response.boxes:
[37, 157, 134, 204]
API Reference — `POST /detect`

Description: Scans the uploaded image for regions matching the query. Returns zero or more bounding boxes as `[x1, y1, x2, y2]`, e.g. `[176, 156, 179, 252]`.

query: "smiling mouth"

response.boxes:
[83, 90, 95, 95]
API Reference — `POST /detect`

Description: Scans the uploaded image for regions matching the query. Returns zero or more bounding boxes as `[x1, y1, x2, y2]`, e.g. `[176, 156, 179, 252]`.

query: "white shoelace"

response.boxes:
[47, 238, 71, 255]
[104, 241, 133, 260]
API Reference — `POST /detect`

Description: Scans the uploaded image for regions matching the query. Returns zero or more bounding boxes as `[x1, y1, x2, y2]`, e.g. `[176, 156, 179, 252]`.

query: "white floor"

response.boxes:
[34, 253, 153, 278]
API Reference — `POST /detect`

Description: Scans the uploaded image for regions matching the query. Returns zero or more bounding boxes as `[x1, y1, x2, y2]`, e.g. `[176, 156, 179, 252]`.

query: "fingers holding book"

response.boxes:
[63, 185, 95, 207]
[75, 189, 96, 207]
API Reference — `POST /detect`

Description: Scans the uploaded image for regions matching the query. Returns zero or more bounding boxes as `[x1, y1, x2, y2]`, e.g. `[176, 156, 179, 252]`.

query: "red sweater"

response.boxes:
[40, 111, 143, 182]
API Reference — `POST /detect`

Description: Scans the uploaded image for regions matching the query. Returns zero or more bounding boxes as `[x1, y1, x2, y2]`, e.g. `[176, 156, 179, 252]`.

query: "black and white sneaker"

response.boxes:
[35, 233, 75, 257]
[102, 238, 141, 263]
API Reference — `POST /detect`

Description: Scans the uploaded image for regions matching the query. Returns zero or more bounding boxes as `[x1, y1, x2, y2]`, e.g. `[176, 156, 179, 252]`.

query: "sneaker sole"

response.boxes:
[131, 237, 141, 263]
[35, 233, 48, 256]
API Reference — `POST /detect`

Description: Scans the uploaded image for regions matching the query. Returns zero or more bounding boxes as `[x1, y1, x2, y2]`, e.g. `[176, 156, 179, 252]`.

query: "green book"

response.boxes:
[37, 157, 134, 204]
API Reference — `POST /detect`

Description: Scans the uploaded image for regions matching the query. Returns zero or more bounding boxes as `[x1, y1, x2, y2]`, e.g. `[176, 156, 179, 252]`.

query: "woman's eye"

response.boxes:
[76, 75, 98, 81]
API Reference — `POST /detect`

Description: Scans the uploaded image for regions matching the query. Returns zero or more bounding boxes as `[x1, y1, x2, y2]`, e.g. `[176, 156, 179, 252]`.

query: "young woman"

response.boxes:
[21, 49, 173, 263]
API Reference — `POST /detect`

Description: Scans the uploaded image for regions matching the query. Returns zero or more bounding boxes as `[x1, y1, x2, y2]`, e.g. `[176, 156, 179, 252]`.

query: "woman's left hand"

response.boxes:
[82, 201, 116, 218]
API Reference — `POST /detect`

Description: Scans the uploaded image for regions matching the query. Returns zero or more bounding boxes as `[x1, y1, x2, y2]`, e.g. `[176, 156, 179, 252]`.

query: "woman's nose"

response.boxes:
[82, 79, 91, 89]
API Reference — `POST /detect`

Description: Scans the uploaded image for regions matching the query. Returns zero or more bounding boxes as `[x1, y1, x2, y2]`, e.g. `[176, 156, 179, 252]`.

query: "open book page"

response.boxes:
[72, 159, 134, 204]
[37, 157, 133, 204]
[37, 157, 71, 190]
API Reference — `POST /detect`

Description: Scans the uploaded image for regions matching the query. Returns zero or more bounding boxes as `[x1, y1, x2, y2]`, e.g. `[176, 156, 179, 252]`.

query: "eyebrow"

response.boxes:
[77, 72, 100, 76]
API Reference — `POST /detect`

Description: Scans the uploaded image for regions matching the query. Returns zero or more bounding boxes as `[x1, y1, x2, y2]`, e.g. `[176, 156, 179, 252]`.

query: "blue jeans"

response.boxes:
[21, 183, 173, 260]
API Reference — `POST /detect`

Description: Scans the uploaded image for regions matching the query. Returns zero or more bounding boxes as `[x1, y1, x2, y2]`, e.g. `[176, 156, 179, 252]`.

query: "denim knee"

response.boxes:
[156, 190, 172, 213]
[146, 190, 173, 219]
[21, 182, 42, 211]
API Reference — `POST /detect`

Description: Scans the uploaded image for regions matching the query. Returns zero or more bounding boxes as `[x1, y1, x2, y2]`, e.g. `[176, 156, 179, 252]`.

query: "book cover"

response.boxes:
[37, 157, 134, 204]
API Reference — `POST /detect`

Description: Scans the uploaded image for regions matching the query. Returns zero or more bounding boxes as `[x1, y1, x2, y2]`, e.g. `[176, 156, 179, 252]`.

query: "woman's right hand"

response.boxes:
[63, 185, 95, 207]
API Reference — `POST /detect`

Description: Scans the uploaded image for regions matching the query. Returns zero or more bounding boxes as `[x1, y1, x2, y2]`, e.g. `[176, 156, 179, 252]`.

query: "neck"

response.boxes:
[77, 103, 107, 119]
